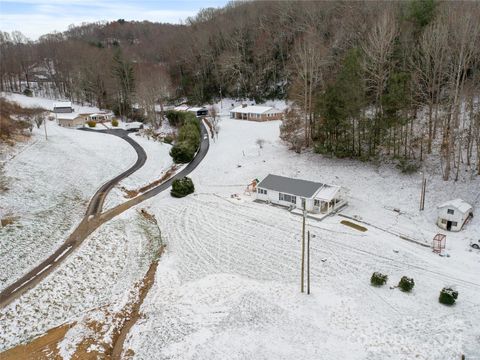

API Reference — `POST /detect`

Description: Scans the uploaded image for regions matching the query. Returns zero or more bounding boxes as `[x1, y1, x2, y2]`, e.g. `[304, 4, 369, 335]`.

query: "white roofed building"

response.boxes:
[255, 174, 347, 215]
[53, 101, 73, 113]
[436, 199, 473, 231]
[230, 105, 283, 121]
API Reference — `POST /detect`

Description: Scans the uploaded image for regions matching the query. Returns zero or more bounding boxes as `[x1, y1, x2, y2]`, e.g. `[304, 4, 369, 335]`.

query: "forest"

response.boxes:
[0, 0, 479, 179]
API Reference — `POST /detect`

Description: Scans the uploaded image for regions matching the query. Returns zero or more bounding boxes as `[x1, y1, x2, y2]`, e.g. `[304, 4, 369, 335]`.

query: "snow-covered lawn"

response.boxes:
[123, 115, 480, 359]
[0, 208, 160, 351]
[0, 121, 137, 291]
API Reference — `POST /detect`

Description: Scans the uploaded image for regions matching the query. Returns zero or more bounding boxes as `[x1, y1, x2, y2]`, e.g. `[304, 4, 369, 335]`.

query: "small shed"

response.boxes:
[53, 101, 73, 113]
[230, 105, 283, 121]
[436, 198, 473, 232]
[255, 174, 347, 214]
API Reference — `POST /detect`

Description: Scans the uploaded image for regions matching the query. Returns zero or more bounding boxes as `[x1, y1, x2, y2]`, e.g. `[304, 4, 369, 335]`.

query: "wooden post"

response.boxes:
[301, 203, 306, 293]
[307, 230, 310, 295]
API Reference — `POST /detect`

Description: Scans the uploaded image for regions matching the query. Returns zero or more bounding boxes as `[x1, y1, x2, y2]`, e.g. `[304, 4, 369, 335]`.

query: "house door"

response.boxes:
[446, 221, 452, 231]
[301, 198, 306, 209]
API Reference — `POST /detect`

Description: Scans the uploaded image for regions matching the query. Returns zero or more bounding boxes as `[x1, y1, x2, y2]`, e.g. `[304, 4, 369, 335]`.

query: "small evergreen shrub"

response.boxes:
[23, 88, 33, 97]
[439, 288, 458, 305]
[371, 272, 388, 286]
[171, 177, 194, 198]
[398, 276, 415, 292]
[87, 120, 96, 128]
[111, 119, 119, 127]
[164, 135, 173, 144]
[170, 143, 196, 163]
[397, 158, 420, 174]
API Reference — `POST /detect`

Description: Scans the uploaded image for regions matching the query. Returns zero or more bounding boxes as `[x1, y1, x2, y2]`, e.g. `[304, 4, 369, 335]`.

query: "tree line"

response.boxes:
[0, 0, 479, 179]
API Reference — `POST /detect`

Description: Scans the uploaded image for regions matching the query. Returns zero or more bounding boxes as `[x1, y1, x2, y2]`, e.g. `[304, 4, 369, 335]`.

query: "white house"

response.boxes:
[436, 198, 473, 231]
[230, 105, 283, 121]
[87, 112, 113, 122]
[255, 174, 347, 214]
[53, 101, 73, 113]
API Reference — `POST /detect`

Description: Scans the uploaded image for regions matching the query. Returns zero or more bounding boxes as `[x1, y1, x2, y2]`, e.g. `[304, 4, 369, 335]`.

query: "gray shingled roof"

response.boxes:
[257, 174, 324, 198]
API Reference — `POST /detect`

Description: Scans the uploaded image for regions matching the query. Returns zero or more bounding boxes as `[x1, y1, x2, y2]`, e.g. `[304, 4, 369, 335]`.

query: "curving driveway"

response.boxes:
[0, 123, 209, 308]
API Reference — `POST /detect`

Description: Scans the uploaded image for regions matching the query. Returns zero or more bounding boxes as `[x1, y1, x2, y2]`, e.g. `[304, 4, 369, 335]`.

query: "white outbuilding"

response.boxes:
[255, 174, 347, 215]
[436, 198, 473, 232]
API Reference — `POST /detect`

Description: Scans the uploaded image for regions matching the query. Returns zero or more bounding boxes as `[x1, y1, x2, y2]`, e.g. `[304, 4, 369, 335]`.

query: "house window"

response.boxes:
[314, 199, 320, 207]
[258, 188, 267, 195]
[441, 219, 447, 224]
[452, 221, 458, 227]
[279, 193, 296, 204]
[447, 209, 454, 215]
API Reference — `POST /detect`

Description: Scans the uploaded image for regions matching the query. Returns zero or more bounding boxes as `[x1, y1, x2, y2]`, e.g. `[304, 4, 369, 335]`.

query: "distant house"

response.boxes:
[174, 105, 208, 117]
[436, 199, 473, 231]
[255, 174, 347, 214]
[187, 107, 208, 117]
[53, 102, 74, 113]
[230, 105, 283, 121]
[87, 112, 113, 123]
[57, 113, 86, 128]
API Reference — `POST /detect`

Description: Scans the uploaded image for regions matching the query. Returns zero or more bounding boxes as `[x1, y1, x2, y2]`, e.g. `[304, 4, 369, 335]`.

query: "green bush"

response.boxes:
[87, 120, 96, 128]
[169, 112, 200, 163]
[371, 272, 388, 286]
[397, 158, 419, 174]
[170, 143, 196, 163]
[398, 276, 415, 292]
[166, 110, 185, 127]
[111, 119, 119, 127]
[171, 177, 194, 198]
[23, 88, 33, 97]
[163, 135, 173, 144]
[439, 288, 458, 305]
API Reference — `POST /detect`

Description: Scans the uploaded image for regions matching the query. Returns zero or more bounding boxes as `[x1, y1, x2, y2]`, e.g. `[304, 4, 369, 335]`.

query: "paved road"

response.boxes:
[0, 123, 209, 308]
[80, 128, 147, 216]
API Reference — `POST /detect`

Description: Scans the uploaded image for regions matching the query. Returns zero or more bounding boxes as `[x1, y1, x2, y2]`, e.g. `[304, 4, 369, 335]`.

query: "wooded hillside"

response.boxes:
[1, 0, 479, 179]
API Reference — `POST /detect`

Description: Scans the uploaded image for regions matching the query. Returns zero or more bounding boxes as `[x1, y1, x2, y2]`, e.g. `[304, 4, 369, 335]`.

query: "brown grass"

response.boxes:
[120, 165, 178, 198]
[340, 220, 368, 232]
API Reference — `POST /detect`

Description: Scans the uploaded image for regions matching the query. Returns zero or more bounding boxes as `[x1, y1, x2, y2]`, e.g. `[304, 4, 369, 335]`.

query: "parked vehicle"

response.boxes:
[470, 240, 480, 250]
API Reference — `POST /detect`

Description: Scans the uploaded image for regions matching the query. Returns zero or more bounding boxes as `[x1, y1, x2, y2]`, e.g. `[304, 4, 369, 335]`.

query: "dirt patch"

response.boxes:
[340, 220, 368, 232]
[0, 323, 73, 360]
[111, 245, 165, 359]
[1, 216, 18, 227]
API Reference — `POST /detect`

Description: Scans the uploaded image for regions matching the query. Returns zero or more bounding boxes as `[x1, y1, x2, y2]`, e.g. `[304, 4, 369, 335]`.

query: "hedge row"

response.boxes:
[169, 111, 201, 164]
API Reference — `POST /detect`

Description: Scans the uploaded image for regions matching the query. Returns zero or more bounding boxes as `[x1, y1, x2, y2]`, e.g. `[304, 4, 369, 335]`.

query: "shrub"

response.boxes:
[111, 119, 119, 127]
[397, 158, 420, 174]
[439, 287, 458, 305]
[166, 110, 185, 127]
[170, 143, 196, 163]
[171, 177, 194, 198]
[371, 272, 388, 286]
[23, 88, 33, 97]
[163, 135, 173, 144]
[87, 120, 96, 128]
[398, 276, 415, 292]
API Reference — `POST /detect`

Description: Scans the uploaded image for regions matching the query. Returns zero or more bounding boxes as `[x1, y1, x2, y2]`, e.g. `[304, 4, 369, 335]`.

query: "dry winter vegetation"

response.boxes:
[1, 0, 480, 359]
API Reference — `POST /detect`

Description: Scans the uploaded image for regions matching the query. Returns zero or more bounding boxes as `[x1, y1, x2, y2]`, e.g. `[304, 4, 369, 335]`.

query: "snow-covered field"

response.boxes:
[0, 208, 160, 351]
[123, 113, 480, 359]
[1, 95, 479, 358]
[0, 120, 137, 291]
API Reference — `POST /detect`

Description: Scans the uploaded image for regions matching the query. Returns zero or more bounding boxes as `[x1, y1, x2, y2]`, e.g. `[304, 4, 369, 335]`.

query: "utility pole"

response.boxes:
[43, 114, 48, 141]
[307, 230, 310, 295]
[419, 172, 426, 211]
[301, 203, 306, 293]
